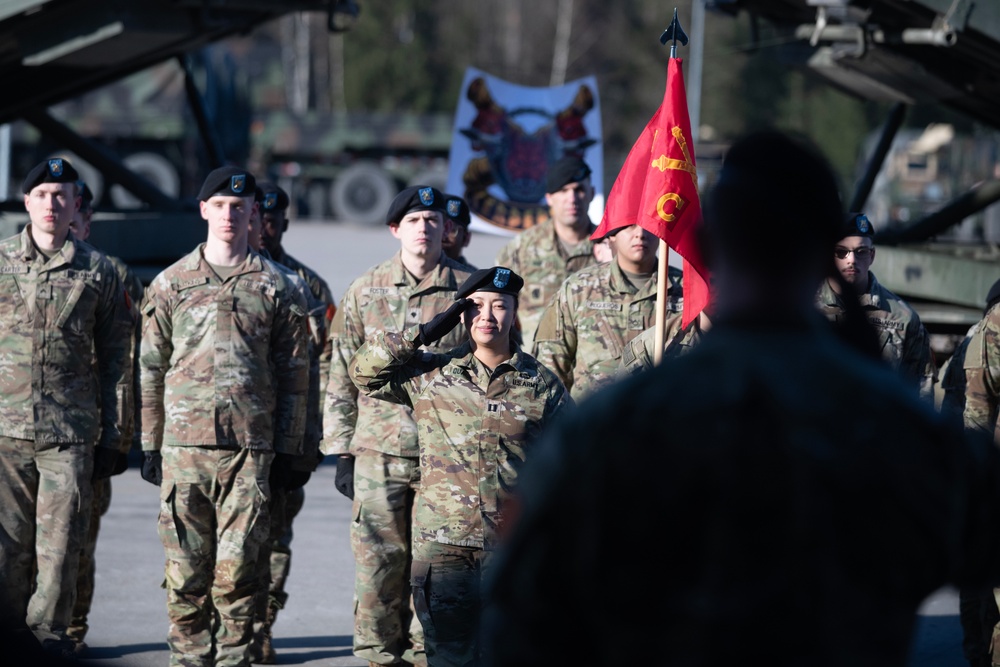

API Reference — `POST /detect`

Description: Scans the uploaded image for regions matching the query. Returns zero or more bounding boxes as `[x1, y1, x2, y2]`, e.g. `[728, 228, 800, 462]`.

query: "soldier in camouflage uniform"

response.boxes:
[139, 166, 309, 667]
[324, 185, 473, 667]
[247, 184, 324, 664]
[533, 222, 681, 400]
[959, 279, 1000, 667]
[816, 212, 936, 399]
[350, 266, 570, 667]
[0, 159, 133, 659]
[494, 156, 604, 348]
[441, 194, 475, 268]
[66, 181, 145, 655]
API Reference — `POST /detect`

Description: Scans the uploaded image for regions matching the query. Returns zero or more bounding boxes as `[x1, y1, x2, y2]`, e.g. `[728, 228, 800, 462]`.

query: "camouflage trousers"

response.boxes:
[410, 541, 492, 667]
[158, 446, 273, 667]
[352, 448, 425, 666]
[68, 475, 113, 643]
[252, 485, 305, 626]
[270, 485, 304, 607]
[0, 436, 93, 650]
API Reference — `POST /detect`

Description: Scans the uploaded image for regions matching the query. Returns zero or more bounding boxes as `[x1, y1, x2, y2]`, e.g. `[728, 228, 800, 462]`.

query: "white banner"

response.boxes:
[446, 67, 604, 237]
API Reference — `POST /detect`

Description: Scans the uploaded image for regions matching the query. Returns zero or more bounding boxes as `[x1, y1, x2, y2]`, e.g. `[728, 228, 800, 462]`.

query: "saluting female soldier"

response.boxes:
[349, 266, 571, 667]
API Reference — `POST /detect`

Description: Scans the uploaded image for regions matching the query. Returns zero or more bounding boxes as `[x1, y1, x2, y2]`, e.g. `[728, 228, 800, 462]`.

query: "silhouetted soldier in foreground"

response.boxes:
[482, 129, 1000, 667]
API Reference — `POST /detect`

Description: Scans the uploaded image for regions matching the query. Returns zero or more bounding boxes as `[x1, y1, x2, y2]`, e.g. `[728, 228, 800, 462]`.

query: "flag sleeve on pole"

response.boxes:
[593, 58, 709, 328]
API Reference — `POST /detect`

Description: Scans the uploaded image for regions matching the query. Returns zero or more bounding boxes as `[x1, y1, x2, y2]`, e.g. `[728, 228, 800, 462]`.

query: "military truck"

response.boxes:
[0, 0, 359, 284]
[714, 0, 1000, 359]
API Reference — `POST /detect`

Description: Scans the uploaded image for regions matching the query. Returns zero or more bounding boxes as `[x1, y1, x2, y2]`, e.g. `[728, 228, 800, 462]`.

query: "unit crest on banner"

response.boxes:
[446, 68, 604, 236]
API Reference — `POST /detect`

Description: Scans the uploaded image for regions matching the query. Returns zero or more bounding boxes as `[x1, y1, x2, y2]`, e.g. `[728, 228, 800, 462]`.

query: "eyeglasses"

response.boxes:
[834, 246, 873, 260]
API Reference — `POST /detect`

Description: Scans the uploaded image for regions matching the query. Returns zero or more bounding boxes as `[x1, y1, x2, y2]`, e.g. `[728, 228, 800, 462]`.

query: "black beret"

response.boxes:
[986, 278, 1000, 311]
[197, 166, 256, 201]
[456, 266, 524, 300]
[444, 195, 471, 227]
[77, 180, 94, 206]
[545, 156, 592, 194]
[258, 181, 290, 212]
[841, 212, 875, 239]
[22, 158, 79, 193]
[385, 185, 447, 225]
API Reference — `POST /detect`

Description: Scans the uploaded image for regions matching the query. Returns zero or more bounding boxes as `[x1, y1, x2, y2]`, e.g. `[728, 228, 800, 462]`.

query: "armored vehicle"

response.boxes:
[714, 0, 1000, 358]
[0, 0, 356, 284]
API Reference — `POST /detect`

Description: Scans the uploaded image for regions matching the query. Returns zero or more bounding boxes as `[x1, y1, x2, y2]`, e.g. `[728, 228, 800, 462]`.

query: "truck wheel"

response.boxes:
[330, 163, 397, 225]
[110, 152, 180, 209]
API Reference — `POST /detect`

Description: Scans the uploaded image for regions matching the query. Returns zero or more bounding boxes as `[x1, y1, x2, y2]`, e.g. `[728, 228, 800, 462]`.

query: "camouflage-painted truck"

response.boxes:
[0, 0, 368, 283]
[5, 10, 453, 233]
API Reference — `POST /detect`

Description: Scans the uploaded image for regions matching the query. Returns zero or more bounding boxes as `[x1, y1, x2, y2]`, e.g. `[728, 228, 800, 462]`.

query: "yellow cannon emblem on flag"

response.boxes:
[650, 127, 698, 228]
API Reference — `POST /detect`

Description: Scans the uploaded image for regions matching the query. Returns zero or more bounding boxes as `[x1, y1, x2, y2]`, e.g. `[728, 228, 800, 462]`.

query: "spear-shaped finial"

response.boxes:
[659, 7, 689, 58]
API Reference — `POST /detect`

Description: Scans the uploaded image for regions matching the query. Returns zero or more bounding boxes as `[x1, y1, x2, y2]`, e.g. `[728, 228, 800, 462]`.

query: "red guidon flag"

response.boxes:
[592, 58, 709, 328]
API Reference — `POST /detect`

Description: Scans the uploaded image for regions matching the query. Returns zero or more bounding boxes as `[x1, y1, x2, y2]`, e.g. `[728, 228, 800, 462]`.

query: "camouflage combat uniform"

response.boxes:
[140, 245, 309, 667]
[350, 328, 570, 666]
[69, 254, 145, 646]
[816, 272, 936, 399]
[261, 246, 334, 618]
[532, 261, 682, 400]
[619, 310, 705, 377]
[962, 305, 1000, 666]
[323, 252, 472, 666]
[936, 322, 1000, 667]
[494, 219, 599, 348]
[0, 225, 133, 652]
[250, 248, 326, 661]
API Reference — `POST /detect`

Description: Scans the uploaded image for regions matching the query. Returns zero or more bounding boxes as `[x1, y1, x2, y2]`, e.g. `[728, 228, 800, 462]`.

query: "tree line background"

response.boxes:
[255, 0, 979, 200]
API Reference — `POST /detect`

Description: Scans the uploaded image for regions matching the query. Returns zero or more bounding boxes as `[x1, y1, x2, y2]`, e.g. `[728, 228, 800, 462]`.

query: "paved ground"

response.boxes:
[73, 221, 971, 666]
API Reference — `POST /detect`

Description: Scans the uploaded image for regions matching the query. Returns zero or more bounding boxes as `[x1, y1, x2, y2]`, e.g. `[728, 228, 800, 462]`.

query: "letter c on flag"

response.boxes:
[657, 192, 686, 224]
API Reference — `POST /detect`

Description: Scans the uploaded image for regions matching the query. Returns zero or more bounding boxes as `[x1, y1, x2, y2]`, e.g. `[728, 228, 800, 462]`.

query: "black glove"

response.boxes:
[286, 470, 312, 491]
[141, 451, 163, 486]
[417, 299, 473, 347]
[92, 447, 120, 481]
[270, 453, 295, 491]
[335, 455, 355, 500]
[112, 451, 130, 476]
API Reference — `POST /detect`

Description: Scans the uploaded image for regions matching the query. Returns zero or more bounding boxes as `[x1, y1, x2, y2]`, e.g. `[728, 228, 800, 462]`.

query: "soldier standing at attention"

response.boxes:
[246, 185, 323, 664]
[66, 180, 145, 656]
[139, 166, 309, 667]
[324, 185, 473, 667]
[816, 212, 936, 399]
[494, 156, 603, 348]
[0, 159, 133, 659]
[958, 280, 1000, 667]
[532, 221, 680, 400]
[350, 266, 570, 667]
[441, 194, 475, 268]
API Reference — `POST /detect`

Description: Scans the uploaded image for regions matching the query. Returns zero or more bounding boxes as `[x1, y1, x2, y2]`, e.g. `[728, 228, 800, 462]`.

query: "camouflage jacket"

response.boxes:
[816, 273, 935, 398]
[262, 249, 325, 470]
[494, 219, 599, 348]
[139, 245, 309, 453]
[107, 254, 146, 447]
[323, 252, 473, 457]
[0, 225, 133, 450]
[350, 328, 571, 549]
[936, 324, 975, 417]
[533, 260, 682, 400]
[270, 246, 336, 462]
[271, 245, 336, 338]
[963, 306, 1000, 439]
[619, 311, 706, 377]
